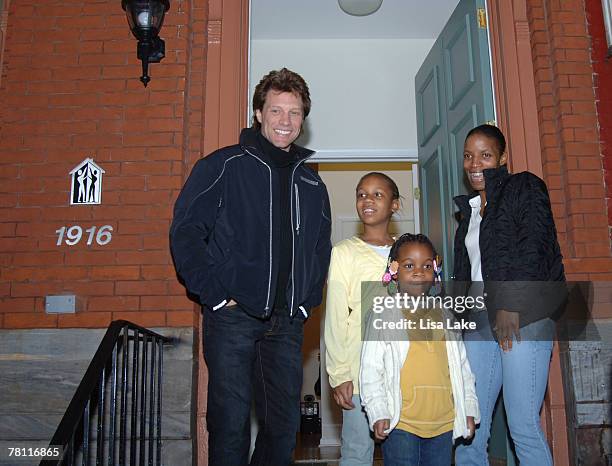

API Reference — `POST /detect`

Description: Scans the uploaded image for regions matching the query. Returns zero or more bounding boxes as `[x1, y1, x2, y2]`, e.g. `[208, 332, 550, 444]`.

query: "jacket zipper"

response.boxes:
[244, 148, 274, 315]
[289, 161, 306, 316]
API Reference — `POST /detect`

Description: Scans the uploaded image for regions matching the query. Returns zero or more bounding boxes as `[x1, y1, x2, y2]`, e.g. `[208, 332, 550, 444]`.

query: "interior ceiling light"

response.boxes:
[338, 0, 383, 16]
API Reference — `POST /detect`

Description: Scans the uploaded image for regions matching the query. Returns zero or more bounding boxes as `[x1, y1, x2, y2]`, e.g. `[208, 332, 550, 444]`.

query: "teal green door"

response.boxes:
[415, 0, 494, 279]
[415, 2, 516, 464]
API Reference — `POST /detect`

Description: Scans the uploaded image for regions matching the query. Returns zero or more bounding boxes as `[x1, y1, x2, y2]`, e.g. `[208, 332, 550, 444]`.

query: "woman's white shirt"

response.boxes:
[465, 195, 484, 282]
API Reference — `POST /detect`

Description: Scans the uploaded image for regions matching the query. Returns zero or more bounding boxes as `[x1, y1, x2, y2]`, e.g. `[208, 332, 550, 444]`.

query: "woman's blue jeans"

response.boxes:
[454, 311, 554, 466]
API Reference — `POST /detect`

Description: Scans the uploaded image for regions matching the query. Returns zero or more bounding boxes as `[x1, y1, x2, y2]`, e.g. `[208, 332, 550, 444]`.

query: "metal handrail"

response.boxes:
[40, 320, 172, 466]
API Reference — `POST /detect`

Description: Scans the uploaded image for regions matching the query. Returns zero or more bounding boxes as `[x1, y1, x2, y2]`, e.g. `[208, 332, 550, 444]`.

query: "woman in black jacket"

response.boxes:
[453, 124, 565, 466]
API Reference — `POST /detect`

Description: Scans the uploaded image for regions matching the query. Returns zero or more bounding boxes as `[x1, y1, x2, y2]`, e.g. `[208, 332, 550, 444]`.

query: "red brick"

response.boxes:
[567, 170, 605, 185]
[0, 223, 17, 237]
[0, 298, 36, 313]
[145, 204, 173, 220]
[91, 206, 146, 220]
[64, 250, 116, 266]
[581, 185, 606, 199]
[141, 265, 176, 279]
[572, 227, 610, 242]
[564, 142, 601, 156]
[90, 266, 141, 280]
[4, 312, 57, 329]
[88, 296, 140, 312]
[584, 243, 612, 257]
[115, 280, 168, 295]
[148, 147, 183, 160]
[112, 311, 166, 327]
[66, 281, 115, 296]
[566, 257, 612, 273]
[120, 190, 173, 205]
[116, 221, 170, 235]
[101, 235, 142, 251]
[40, 207, 93, 222]
[58, 312, 112, 328]
[167, 309, 198, 327]
[38, 266, 89, 281]
[141, 295, 194, 311]
[143, 235, 170, 250]
[104, 176, 146, 191]
[147, 175, 183, 190]
[12, 251, 64, 266]
[123, 133, 175, 147]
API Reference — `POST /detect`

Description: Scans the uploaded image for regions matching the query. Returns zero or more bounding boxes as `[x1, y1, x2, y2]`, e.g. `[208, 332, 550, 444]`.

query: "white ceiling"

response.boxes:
[251, 0, 460, 40]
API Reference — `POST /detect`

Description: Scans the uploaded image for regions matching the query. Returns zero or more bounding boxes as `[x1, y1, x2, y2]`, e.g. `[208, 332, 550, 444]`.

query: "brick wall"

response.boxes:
[526, 0, 612, 282]
[585, 0, 612, 241]
[0, 0, 207, 329]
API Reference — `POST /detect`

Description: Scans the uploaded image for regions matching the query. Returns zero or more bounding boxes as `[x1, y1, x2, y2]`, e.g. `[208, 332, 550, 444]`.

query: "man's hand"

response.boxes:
[466, 416, 476, 440]
[373, 419, 390, 440]
[332, 381, 355, 410]
[494, 309, 520, 352]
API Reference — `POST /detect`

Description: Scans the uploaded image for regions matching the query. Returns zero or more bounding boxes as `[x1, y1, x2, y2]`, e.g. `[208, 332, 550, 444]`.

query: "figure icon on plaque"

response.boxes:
[70, 158, 105, 205]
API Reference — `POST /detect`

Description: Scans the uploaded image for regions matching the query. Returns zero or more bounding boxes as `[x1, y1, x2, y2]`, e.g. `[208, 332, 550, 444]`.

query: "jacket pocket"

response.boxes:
[294, 183, 301, 234]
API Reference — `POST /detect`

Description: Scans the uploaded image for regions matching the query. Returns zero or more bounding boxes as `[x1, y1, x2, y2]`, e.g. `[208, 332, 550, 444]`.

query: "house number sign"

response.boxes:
[55, 158, 113, 247]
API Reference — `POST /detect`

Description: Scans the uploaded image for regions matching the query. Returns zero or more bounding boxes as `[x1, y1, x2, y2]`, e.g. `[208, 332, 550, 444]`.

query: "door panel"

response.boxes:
[421, 146, 449, 265]
[445, 15, 475, 110]
[417, 65, 442, 147]
[416, 0, 494, 278]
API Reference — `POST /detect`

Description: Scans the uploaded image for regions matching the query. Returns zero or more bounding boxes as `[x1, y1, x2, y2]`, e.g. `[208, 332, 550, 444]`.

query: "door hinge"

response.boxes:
[486, 120, 497, 126]
[414, 187, 421, 200]
[477, 8, 487, 29]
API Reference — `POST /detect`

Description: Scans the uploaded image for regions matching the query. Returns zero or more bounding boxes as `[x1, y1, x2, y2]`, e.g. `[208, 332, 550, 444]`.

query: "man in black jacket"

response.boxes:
[170, 68, 332, 466]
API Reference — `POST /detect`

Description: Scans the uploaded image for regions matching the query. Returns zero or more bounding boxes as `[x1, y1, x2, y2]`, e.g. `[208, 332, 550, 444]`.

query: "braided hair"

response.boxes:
[384, 233, 443, 295]
[389, 233, 438, 263]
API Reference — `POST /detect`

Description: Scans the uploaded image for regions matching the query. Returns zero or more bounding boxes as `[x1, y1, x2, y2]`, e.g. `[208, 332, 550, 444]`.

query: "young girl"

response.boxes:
[360, 233, 479, 466]
[324, 172, 400, 465]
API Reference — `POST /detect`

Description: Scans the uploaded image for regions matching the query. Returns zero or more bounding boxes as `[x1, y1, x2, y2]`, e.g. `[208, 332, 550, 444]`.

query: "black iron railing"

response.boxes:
[40, 320, 172, 466]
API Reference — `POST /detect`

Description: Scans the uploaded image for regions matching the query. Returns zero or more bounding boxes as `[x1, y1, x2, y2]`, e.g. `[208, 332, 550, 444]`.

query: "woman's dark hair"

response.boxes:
[357, 172, 400, 200]
[465, 124, 507, 155]
[389, 233, 438, 263]
[251, 68, 311, 130]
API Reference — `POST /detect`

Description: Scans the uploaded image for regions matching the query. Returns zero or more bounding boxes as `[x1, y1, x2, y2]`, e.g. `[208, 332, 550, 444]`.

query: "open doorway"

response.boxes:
[247, 0, 509, 463]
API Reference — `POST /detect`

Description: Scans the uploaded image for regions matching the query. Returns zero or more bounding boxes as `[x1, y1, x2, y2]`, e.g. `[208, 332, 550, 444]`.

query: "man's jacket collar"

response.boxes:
[239, 127, 314, 164]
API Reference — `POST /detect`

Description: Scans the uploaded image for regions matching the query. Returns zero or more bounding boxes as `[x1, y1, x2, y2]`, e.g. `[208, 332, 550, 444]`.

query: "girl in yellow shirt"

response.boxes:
[325, 172, 400, 466]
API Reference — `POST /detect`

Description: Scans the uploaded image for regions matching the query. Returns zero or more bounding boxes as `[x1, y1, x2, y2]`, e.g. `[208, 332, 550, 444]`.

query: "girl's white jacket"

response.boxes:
[359, 306, 481, 440]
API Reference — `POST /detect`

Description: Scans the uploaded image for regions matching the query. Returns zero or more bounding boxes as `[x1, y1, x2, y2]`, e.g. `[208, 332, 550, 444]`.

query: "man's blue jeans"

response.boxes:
[454, 311, 554, 466]
[203, 304, 304, 466]
[382, 429, 453, 466]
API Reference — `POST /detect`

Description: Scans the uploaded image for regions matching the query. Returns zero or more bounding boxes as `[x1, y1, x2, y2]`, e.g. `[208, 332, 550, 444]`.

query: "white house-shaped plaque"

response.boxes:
[69, 158, 105, 205]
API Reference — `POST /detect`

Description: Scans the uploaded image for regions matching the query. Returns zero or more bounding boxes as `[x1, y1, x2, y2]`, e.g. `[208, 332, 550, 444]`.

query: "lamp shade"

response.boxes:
[122, 0, 170, 41]
[338, 0, 383, 16]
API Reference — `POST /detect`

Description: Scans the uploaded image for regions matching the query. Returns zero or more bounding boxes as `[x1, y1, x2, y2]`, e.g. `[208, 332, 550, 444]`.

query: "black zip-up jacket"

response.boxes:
[453, 165, 567, 328]
[170, 128, 332, 319]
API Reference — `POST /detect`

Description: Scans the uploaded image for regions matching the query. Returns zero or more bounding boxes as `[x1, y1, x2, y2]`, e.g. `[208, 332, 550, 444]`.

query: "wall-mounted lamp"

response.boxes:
[338, 0, 383, 16]
[122, 0, 170, 87]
